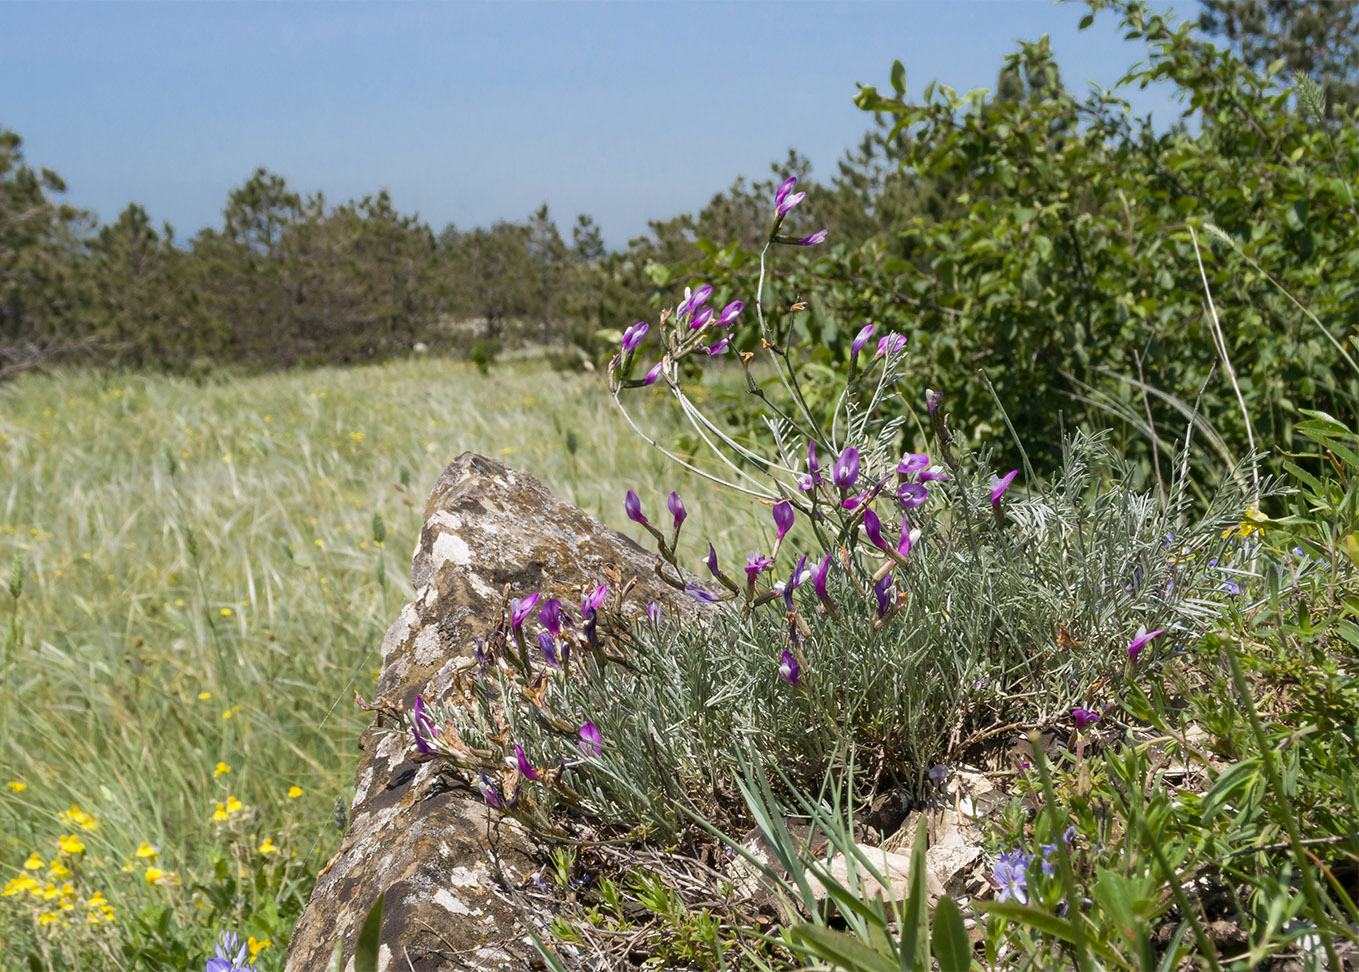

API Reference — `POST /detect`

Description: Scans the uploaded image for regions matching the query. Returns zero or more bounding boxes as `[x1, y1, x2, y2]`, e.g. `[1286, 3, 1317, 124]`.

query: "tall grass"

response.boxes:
[0, 357, 754, 967]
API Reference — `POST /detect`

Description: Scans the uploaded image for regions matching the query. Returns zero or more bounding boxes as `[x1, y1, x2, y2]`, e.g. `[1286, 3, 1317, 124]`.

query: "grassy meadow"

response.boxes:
[0, 357, 758, 968]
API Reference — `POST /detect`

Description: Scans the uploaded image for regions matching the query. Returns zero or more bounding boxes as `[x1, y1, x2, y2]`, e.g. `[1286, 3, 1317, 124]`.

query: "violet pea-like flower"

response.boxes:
[646, 600, 662, 623]
[688, 283, 712, 314]
[918, 465, 951, 483]
[898, 453, 929, 476]
[873, 574, 893, 616]
[775, 176, 798, 209]
[514, 744, 540, 781]
[578, 722, 602, 756]
[479, 772, 503, 808]
[772, 500, 794, 540]
[690, 305, 714, 330]
[668, 491, 687, 531]
[705, 336, 730, 356]
[621, 321, 648, 353]
[899, 524, 922, 557]
[640, 360, 665, 386]
[624, 489, 647, 525]
[745, 553, 774, 583]
[1127, 624, 1166, 660]
[539, 598, 563, 637]
[777, 190, 806, 216]
[685, 583, 721, 603]
[582, 584, 607, 616]
[706, 542, 721, 578]
[796, 229, 828, 245]
[926, 389, 942, 418]
[850, 324, 875, 359]
[799, 441, 823, 491]
[991, 470, 1018, 505]
[876, 333, 908, 357]
[511, 593, 540, 630]
[1071, 707, 1100, 732]
[715, 300, 743, 326]
[813, 551, 833, 600]
[538, 630, 559, 668]
[782, 554, 808, 609]
[833, 447, 860, 490]
[862, 508, 888, 549]
[779, 649, 801, 685]
[898, 483, 928, 510]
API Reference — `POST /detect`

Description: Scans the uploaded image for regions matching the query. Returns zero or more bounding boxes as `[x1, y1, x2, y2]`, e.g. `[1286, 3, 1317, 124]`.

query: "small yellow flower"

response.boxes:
[221, 705, 243, 720]
[226, 795, 243, 815]
[3, 875, 39, 896]
[175, 598, 185, 606]
[24, 852, 44, 870]
[48, 862, 72, 879]
[197, 692, 212, 700]
[120, 862, 135, 873]
[257, 837, 278, 855]
[220, 607, 233, 617]
[58, 834, 85, 855]
[6, 780, 26, 793]
[63, 805, 99, 831]
[43, 882, 62, 900]
[212, 802, 229, 822]
[248, 937, 272, 959]
[314, 539, 323, 548]
[38, 911, 60, 925]
[134, 842, 158, 859]
[143, 866, 166, 885]
[348, 431, 364, 442]
[287, 785, 303, 799]
[214, 761, 230, 777]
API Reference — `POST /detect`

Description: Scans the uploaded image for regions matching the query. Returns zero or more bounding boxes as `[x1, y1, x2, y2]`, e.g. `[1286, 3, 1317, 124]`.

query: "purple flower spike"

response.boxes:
[641, 360, 665, 386]
[538, 630, 559, 668]
[772, 500, 794, 540]
[797, 229, 829, 246]
[777, 191, 806, 216]
[1071, 707, 1100, 732]
[813, 552, 833, 600]
[1127, 624, 1166, 660]
[578, 722, 603, 756]
[479, 772, 503, 808]
[898, 483, 928, 510]
[582, 584, 607, 616]
[873, 574, 893, 617]
[898, 453, 929, 476]
[876, 333, 908, 357]
[716, 300, 744, 326]
[690, 305, 714, 330]
[668, 491, 687, 531]
[779, 649, 801, 685]
[705, 336, 731, 356]
[745, 553, 774, 583]
[514, 744, 540, 781]
[833, 447, 860, 490]
[775, 176, 797, 208]
[621, 321, 648, 353]
[850, 324, 875, 359]
[511, 593, 540, 630]
[646, 600, 662, 623]
[539, 598, 563, 636]
[990, 470, 1018, 505]
[862, 509, 887, 549]
[210, 931, 251, 972]
[624, 490, 647, 525]
[685, 584, 721, 603]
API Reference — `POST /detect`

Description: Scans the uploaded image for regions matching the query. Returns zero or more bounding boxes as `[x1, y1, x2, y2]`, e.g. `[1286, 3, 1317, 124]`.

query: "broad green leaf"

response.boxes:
[790, 924, 898, 971]
[932, 896, 972, 971]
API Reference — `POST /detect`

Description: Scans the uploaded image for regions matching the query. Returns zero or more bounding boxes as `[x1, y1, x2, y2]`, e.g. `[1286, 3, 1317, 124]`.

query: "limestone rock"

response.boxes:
[285, 453, 706, 972]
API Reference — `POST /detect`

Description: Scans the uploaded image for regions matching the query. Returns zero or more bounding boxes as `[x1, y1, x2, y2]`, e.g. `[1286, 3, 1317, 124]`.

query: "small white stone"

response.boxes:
[431, 532, 471, 569]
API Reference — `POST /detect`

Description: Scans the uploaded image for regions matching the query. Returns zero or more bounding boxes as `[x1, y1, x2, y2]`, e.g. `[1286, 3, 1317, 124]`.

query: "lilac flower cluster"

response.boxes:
[206, 932, 254, 972]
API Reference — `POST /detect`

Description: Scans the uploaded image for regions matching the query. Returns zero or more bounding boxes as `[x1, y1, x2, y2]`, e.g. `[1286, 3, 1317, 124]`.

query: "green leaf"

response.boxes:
[973, 900, 1080, 944]
[1078, 12, 1094, 29]
[898, 815, 930, 968]
[891, 60, 907, 98]
[325, 942, 344, 972]
[353, 892, 385, 972]
[932, 896, 972, 971]
[790, 924, 898, 971]
[1202, 757, 1263, 822]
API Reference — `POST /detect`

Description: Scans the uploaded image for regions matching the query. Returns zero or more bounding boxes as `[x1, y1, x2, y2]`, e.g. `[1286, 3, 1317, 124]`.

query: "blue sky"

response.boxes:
[3, 1, 1187, 248]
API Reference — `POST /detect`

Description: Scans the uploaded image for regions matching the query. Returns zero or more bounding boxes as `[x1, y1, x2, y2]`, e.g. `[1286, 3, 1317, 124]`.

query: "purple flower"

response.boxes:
[646, 600, 662, 623]
[796, 229, 829, 245]
[668, 491, 687, 531]
[841, 488, 870, 510]
[539, 598, 563, 637]
[990, 470, 1018, 505]
[779, 649, 801, 685]
[833, 447, 860, 490]
[918, 466, 950, 483]
[685, 584, 721, 603]
[862, 509, 887, 549]
[876, 334, 907, 357]
[706, 542, 721, 577]
[538, 630, 559, 668]
[578, 722, 602, 756]
[1224, 579, 1242, 596]
[850, 324, 875, 359]
[716, 300, 744, 326]
[777, 190, 806, 216]
[705, 336, 730, 355]
[926, 389, 942, 418]
[582, 584, 608, 616]
[994, 850, 1029, 904]
[511, 593, 540, 630]
[687, 284, 712, 314]
[479, 772, 503, 808]
[899, 524, 921, 557]
[641, 360, 665, 386]
[1127, 624, 1165, 660]
[411, 696, 440, 755]
[690, 305, 714, 329]
[514, 744, 540, 781]
[897, 483, 928, 510]
[1071, 707, 1100, 732]
[782, 554, 809, 609]
[774, 176, 798, 208]
[745, 553, 774, 583]
[873, 574, 893, 617]
[624, 490, 647, 525]
[772, 500, 794, 540]
[207, 931, 252, 972]
[898, 453, 929, 476]
[799, 441, 823, 491]
[928, 764, 950, 782]
[621, 321, 648, 353]
[814, 552, 833, 599]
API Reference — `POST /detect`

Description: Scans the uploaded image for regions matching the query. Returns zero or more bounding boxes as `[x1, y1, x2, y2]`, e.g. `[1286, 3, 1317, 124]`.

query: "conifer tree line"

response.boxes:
[1, 0, 1355, 382]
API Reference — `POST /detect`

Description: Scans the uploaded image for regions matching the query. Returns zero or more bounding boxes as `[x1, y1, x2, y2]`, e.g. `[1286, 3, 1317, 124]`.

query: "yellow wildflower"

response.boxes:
[197, 691, 212, 700]
[38, 911, 59, 926]
[220, 607, 233, 617]
[248, 937, 272, 960]
[43, 882, 62, 900]
[135, 842, 158, 859]
[120, 862, 135, 873]
[23, 852, 43, 870]
[57, 834, 85, 855]
[6, 780, 26, 793]
[287, 785, 303, 799]
[226, 795, 243, 815]
[257, 837, 278, 855]
[212, 803, 229, 822]
[3, 874, 39, 896]
[62, 805, 99, 831]
[48, 862, 72, 879]
[143, 866, 177, 886]
[214, 761, 230, 777]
